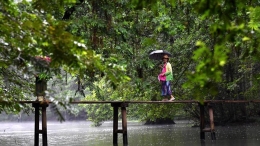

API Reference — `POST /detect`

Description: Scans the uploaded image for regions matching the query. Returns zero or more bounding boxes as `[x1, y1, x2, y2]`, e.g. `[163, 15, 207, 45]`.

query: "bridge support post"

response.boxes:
[199, 102, 216, 140]
[34, 103, 40, 146]
[34, 75, 49, 146]
[208, 104, 216, 140]
[199, 102, 205, 140]
[112, 103, 118, 145]
[111, 102, 128, 146]
[33, 102, 49, 146]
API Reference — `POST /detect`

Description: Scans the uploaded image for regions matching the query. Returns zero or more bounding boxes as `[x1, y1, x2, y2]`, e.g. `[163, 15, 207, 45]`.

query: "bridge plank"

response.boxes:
[4, 99, 260, 104]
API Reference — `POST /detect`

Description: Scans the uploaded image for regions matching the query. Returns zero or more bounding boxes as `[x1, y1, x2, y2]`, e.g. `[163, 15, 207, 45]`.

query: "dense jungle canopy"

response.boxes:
[1, 0, 260, 126]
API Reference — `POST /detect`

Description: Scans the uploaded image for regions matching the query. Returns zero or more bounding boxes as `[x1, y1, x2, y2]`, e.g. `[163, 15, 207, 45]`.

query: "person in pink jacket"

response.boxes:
[158, 54, 175, 101]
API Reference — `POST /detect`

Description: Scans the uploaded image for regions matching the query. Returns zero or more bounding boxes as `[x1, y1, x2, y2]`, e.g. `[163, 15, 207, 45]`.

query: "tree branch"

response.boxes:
[62, 0, 84, 20]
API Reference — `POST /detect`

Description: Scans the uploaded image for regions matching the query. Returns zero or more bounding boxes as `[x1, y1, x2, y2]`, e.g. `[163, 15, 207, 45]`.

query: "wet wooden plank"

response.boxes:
[5, 99, 260, 104]
[70, 100, 199, 104]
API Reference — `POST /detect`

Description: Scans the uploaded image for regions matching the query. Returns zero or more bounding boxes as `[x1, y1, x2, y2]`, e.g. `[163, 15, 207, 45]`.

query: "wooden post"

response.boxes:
[42, 104, 48, 146]
[33, 102, 49, 146]
[33, 103, 39, 146]
[113, 105, 119, 145]
[111, 102, 128, 146]
[208, 104, 216, 140]
[199, 102, 205, 140]
[121, 106, 128, 145]
[199, 102, 216, 140]
[34, 76, 49, 146]
[35, 77, 47, 98]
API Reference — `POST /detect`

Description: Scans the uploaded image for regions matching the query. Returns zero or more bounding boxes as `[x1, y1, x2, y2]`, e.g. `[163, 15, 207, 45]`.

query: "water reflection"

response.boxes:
[0, 120, 259, 146]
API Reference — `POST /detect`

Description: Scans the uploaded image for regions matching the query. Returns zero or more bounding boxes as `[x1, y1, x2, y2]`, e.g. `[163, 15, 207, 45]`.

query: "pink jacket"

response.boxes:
[158, 64, 166, 81]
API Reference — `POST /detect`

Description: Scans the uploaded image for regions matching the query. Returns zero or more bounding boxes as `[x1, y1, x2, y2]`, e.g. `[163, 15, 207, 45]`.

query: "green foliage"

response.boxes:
[249, 7, 260, 30]
[3, 0, 260, 125]
[130, 104, 181, 122]
[0, 0, 130, 116]
[82, 104, 113, 127]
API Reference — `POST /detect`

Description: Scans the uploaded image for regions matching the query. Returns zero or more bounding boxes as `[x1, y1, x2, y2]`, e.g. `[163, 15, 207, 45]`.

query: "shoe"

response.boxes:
[169, 97, 175, 101]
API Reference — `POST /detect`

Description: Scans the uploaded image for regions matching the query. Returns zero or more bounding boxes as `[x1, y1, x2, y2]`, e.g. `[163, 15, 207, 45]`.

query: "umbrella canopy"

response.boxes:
[149, 50, 172, 60]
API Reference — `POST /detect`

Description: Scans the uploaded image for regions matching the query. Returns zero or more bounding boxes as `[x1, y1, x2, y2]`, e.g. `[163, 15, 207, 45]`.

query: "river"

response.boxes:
[0, 120, 259, 146]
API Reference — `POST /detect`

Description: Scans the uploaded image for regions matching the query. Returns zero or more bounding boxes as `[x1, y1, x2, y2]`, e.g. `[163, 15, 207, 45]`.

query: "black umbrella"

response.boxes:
[149, 50, 172, 60]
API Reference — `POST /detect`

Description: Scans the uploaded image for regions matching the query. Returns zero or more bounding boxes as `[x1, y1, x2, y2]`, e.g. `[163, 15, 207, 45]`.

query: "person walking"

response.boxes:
[158, 54, 175, 101]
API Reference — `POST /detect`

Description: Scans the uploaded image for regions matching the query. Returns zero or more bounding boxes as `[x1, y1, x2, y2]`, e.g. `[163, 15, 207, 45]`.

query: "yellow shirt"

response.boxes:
[165, 62, 173, 81]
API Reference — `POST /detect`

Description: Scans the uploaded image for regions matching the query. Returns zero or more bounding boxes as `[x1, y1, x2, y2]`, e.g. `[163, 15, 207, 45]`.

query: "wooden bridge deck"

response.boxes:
[17, 99, 260, 104]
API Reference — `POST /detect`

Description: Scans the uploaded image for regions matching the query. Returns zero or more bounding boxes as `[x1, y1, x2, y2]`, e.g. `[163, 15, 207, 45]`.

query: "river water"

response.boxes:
[0, 120, 260, 146]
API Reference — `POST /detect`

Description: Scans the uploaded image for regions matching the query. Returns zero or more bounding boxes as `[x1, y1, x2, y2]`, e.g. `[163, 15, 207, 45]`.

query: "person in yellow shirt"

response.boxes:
[158, 54, 175, 101]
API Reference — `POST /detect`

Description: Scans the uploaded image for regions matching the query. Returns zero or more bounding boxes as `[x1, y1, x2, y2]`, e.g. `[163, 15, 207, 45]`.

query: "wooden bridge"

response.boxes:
[17, 99, 260, 146]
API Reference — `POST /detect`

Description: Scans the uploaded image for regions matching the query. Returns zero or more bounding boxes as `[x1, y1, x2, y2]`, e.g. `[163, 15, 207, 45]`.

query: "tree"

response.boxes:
[0, 0, 129, 115]
[3, 0, 260, 125]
